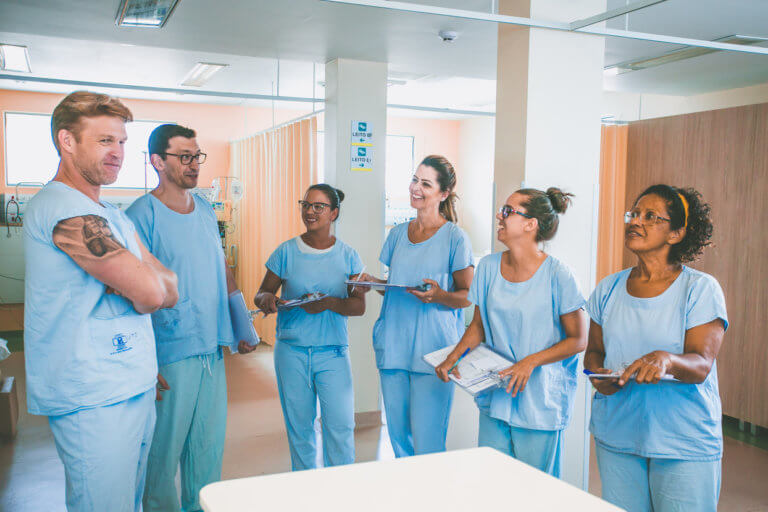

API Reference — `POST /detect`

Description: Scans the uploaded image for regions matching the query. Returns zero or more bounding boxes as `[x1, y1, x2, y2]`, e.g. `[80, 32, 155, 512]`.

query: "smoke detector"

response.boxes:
[438, 30, 459, 43]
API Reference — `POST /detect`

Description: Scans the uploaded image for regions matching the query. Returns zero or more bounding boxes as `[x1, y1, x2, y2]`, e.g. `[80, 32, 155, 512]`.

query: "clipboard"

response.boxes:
[583, 369, 680, 383]
[228, 291, 261, 347]
[423, 343, 514, 396]
[255, 292, 327, 315]
[344, 280, 431, 292]
[278, 292, 327, 310]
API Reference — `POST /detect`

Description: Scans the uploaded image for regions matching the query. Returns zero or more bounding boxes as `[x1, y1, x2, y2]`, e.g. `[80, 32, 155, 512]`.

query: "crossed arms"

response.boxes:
[53, 215, 178, 314]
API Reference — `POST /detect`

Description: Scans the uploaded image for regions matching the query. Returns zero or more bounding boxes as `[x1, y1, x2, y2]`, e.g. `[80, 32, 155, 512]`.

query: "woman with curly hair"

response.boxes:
[585, 184, 727, 512]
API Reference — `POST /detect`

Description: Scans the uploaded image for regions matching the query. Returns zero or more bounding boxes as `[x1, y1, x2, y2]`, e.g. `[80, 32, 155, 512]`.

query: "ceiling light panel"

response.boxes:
[180, 62, 228, 87]
[606, 35, 768, 74]
[0, 44, 31, 73]
[116, 0, 181, 28]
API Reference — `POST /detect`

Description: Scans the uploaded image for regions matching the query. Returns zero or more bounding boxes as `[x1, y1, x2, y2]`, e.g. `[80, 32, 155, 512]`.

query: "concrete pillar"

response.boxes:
[324, 58, 388, 419]
[494, 0, 606, 489]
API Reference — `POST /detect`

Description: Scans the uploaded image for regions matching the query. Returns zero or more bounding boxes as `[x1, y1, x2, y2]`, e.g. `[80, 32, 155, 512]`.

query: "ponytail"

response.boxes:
[420, 154, 459, 223]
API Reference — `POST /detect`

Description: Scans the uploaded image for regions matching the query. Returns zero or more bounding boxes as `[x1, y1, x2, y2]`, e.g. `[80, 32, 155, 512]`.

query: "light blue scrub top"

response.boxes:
[126, 194, 235, 366]
[372, 221, 474, 374]
[266, 237, 363, 347]
[469, 253, 585, 431]
[23, 181, 157, 416]
[587, 266, 728, 461]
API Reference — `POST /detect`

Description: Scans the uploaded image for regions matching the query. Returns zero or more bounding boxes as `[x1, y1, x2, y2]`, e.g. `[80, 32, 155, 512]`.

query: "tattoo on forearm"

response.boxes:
[81, 215, 123, 256]
[53, 215, 126, 258]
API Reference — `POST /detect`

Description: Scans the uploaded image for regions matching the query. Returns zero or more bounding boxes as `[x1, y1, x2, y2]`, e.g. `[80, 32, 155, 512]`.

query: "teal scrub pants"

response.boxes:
[143, 351, 227, 512]
[478, 411, 563, 477]
[595, 442, 721, 512]
[274, 342, 355, 470]
[48, 388, 156, 512]
[379, 369, 454, 457]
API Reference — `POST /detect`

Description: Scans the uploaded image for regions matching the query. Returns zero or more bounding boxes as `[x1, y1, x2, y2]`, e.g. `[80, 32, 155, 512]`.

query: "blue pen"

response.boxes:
[448, 347, 471, 373]
[583, 369, 616, 378]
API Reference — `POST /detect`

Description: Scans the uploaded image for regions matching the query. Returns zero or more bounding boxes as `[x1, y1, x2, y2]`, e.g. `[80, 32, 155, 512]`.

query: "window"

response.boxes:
[4, 112, 166, 189]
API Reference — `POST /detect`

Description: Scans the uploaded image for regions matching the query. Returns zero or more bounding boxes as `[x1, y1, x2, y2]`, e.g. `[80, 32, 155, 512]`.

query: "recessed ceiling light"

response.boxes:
[180, 62, 228, 87]
[116, 0, 181, 28]
[0, 44, 31, 73]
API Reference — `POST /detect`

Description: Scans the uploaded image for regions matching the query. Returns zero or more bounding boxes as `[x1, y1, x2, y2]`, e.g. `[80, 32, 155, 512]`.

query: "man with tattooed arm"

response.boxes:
[22, 91, 178, 512]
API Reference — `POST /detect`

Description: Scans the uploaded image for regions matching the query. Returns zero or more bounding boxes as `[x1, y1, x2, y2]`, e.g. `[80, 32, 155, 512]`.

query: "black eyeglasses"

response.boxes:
[624, 210, 671, 225]
[163, 152, 207, 165]
[298, 200, 331, 214]
[499, 204, 533, 219]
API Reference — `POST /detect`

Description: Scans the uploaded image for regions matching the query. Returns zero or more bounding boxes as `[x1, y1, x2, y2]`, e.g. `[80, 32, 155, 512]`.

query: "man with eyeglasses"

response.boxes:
[126, 124, 256, 512]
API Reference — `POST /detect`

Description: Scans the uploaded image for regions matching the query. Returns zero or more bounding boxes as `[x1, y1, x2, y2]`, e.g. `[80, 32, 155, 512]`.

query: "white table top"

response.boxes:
[200, 447, 623, 511]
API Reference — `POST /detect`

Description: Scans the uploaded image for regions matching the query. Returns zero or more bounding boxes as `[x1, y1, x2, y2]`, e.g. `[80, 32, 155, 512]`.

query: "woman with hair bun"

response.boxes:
[436, 186, 587, 477]
[358, 155, 474, 457]
[584, 184, 727, 511]
[254, 183, 365, 470]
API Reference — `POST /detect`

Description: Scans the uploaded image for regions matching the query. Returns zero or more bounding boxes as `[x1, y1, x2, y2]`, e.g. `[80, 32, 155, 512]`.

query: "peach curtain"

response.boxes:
[596, 124, 628, 283]
[229, 116, 318, 343]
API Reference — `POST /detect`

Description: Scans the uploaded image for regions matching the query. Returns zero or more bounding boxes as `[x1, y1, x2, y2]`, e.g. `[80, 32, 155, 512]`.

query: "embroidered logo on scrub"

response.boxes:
[111, 332, 138, 355]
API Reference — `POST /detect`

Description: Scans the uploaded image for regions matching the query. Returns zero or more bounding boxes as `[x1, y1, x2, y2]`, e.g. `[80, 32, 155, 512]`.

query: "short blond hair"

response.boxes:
[51, 91, 133, 155]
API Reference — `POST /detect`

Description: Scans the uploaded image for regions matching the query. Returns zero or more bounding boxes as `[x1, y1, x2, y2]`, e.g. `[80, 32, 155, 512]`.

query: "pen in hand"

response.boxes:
[448, 347, 471, 374]
[350, 265, 366, 293]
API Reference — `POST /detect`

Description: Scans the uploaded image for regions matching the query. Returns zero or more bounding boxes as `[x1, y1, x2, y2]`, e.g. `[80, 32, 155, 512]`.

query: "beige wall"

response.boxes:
[387, 114, 495, 256]
[0, 89, 309, 195]
[387, 115, 461, 207]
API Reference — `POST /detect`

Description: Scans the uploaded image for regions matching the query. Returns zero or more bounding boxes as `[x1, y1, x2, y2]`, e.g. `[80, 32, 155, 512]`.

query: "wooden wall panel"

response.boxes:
[596, 124, 628, 282]
[623, 103, 768, 428]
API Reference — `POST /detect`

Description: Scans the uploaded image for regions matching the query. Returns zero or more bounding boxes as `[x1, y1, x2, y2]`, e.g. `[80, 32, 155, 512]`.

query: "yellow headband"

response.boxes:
[677, 192, 689, 228]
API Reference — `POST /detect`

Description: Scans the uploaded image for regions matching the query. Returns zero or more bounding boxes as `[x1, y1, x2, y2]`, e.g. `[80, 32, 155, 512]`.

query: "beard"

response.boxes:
[77, 157, 120, 186]
[168, 171, 198, 190]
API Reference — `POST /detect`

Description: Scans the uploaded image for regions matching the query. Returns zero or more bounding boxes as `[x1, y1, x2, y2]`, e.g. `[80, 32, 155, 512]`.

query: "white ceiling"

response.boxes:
[602, 0, 768, 94]
[0, 0, 767, 111]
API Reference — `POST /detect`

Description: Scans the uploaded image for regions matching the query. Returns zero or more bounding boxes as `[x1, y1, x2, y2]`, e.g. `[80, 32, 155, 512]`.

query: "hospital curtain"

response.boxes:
[229, 116, 318, 343]
[596, 124, 628, 283]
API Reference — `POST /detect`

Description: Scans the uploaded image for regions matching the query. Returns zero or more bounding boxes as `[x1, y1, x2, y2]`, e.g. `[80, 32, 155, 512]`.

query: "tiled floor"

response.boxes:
[1, 346, 767, 511]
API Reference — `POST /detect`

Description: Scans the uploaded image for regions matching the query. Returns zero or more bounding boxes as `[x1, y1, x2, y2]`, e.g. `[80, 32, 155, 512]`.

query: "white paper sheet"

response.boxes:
[423, 343, 514, 396]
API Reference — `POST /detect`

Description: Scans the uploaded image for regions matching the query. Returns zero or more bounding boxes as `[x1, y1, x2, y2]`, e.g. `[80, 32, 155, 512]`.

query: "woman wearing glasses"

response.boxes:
[585, 185, 727, 512]
[253, 184, 365, 470]
[435, 187, 587, 477]
[358, 155, 474, 457]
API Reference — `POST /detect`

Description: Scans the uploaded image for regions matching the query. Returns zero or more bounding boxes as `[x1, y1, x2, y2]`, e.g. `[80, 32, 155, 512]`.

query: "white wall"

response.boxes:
[604, 81, 768, 121]
[458, 117, 495, 257]
[0, 230, 24, 303]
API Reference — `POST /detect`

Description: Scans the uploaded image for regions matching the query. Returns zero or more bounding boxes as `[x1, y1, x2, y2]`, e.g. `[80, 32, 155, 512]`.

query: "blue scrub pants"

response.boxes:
[595, 442, 721, 512]
[274, 342, 355, 470]
[48, 388, 156, 512]
[143, 351, 227, 512]
[478, 411, 563, 477]
[379, 369, 454, 457]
